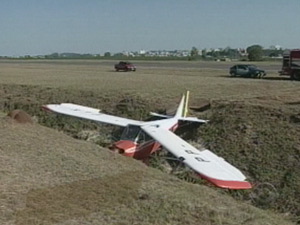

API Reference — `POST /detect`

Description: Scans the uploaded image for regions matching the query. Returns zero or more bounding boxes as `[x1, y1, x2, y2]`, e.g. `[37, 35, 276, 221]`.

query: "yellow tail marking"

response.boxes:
[183, 90, 190, 117]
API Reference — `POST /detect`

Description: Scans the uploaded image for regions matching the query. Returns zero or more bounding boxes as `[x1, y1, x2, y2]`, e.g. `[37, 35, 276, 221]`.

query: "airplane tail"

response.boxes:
[150, 91, 208, 123]
[176, 91, 208, 123]
[175, 91, 189, 118]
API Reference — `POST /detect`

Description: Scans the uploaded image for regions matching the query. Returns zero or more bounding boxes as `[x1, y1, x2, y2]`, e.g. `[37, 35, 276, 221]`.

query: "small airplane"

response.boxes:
[42, 91, 252, 190]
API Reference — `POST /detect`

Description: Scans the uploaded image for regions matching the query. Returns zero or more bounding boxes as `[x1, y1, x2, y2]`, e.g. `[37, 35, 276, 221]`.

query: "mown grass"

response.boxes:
[0, 59, 297, 101]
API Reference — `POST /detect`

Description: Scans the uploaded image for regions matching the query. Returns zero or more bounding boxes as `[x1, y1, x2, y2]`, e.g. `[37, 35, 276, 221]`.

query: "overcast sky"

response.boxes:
[0, 0, 299, 56]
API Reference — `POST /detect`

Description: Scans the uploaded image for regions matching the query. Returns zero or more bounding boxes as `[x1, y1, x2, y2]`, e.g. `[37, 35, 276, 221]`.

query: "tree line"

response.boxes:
[1, 45, 286, 61]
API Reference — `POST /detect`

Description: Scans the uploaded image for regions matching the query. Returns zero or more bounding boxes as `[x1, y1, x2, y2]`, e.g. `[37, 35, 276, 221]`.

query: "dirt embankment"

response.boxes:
[0, 83, 291, 225]
[0, 83, 299, 224]
[0, 113, 294, 225]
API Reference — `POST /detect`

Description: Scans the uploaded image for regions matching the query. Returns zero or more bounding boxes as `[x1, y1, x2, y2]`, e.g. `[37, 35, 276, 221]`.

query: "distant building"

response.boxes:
[270, 45, 282, 50]
[237, 48, 247, 57]
[139, 50, 146, 55]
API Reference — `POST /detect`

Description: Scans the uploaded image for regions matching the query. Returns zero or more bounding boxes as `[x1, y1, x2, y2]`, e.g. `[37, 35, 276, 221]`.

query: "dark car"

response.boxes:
[114, 61, 136, 72]
[229, 64, 266, 78]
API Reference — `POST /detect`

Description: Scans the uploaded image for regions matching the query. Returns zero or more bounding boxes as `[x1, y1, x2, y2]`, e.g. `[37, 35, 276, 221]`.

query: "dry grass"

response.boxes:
[0, 59, 299, 224]
[0, 116, 293, 225]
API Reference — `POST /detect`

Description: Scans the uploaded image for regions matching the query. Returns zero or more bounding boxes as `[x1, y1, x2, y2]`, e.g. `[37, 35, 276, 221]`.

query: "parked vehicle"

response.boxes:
[279, 49, 300, 80]
[114, 61, 136, 72]
[229, 64, 266, 78]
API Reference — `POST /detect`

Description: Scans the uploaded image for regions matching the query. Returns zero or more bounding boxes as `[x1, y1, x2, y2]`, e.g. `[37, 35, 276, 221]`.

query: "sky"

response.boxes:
[0, 0, 299, 56]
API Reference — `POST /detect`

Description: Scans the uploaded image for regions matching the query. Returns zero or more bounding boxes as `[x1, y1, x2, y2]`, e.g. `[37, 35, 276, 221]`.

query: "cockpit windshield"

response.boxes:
[120, 125, 141, 141]
[120, 125, 153, 143]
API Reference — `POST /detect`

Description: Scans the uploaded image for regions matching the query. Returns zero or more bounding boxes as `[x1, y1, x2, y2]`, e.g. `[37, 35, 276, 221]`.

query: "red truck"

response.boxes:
[279, 49, 300, 80]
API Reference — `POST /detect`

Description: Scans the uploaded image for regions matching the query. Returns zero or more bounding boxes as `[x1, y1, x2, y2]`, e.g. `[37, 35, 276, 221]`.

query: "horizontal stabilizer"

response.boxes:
[179, 116, 208, 123]
[149, 112, 172, 118]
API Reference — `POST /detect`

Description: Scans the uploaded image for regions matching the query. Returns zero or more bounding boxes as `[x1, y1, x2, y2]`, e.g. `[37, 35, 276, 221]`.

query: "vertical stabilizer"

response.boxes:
[175, 91, 189, 118]
[183, 90, 189, 117]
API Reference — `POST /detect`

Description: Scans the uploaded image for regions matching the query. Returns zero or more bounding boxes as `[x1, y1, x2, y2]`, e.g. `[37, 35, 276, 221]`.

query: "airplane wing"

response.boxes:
[141, 125, 251, 189]
[42, 103, 143, 127]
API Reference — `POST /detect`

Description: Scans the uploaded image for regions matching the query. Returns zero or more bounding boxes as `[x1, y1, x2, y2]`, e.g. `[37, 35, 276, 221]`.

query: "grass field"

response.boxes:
[0, 59, 297, 101]
[0, 59, 299, 224]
